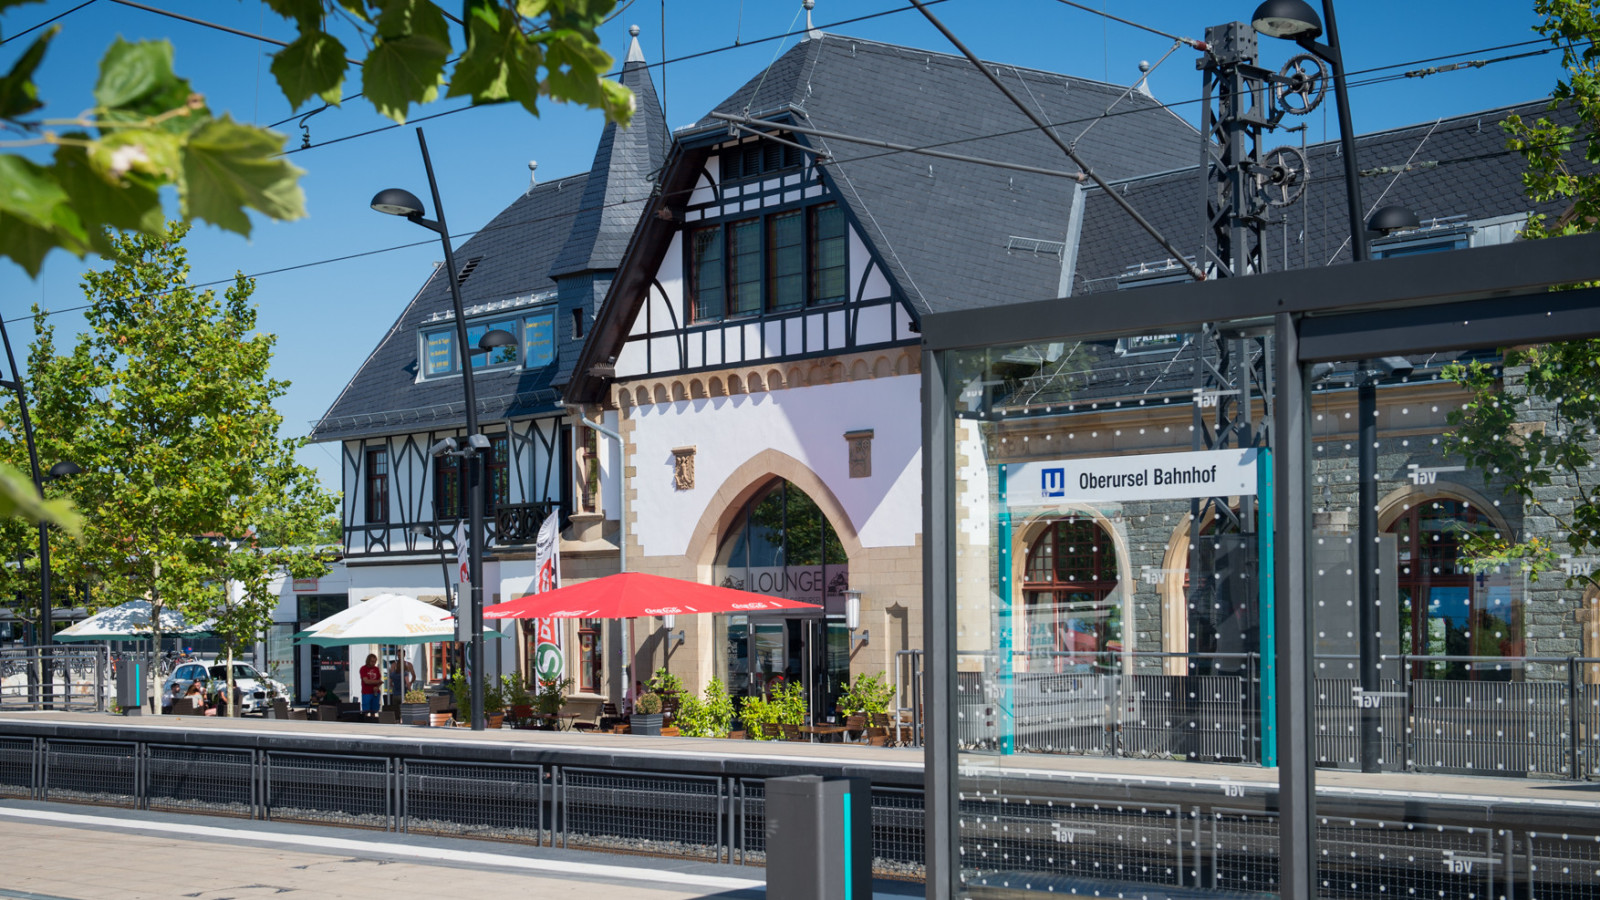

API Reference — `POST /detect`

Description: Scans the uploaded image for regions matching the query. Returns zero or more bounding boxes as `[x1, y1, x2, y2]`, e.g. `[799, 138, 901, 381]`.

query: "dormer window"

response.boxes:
[722, 139, 803, 182]
[688, 202, 847, 323]
[420, 308, 557, 379]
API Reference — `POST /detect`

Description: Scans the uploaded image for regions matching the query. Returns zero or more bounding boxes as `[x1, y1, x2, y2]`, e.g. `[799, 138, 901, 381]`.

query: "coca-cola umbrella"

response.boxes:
[483, 572, 822, 620]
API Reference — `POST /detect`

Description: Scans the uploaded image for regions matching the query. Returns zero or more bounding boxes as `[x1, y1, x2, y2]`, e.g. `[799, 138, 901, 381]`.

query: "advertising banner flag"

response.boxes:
[453, 521, 469, 584]
[532, 511, 564, 684]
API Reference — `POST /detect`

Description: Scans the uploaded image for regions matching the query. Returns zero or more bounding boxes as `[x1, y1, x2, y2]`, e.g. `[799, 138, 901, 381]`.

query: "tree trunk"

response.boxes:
[225, 646, 236, 718]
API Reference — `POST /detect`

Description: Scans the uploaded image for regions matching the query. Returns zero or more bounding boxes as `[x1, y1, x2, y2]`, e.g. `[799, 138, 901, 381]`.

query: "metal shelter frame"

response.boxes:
[918, 230, 1600, 900]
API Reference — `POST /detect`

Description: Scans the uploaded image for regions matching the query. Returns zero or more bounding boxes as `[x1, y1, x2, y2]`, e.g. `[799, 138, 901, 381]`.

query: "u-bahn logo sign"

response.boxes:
[1007, 448, 1260, 507]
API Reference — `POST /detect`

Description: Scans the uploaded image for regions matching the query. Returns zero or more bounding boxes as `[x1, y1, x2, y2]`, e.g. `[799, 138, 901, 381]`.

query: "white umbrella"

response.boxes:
[54, 599, 212, 643]
[296, 593, 505, 646]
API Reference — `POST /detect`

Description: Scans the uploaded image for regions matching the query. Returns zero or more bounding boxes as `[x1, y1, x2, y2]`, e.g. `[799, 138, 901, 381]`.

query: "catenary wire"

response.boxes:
[1, 0, 98, 45]
[94, 0, 1567, 165]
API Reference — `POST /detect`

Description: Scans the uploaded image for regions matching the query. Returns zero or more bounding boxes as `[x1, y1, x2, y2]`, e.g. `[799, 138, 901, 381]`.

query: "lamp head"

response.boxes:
[370, 187, 426, 217]
[428, 437, 459, 458]
[46, 460, 82, 480]
[1251, 0, 1323, 40]
[477, 328, 517, 352]
[1366, 205, 1421, 236]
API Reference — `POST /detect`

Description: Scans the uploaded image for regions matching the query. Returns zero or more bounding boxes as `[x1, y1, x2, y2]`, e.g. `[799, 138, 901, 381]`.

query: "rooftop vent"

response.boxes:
[455, 256, 485, 285]
[1005, 236, 1066, 258]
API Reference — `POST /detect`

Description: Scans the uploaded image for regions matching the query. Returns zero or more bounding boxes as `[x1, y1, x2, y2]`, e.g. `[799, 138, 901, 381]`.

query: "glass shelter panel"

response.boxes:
[941, 319, 1600, 900]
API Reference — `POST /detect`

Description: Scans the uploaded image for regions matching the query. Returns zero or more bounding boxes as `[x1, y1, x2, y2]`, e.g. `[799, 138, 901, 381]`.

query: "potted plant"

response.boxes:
[675, 677, 735, 738]
[484, 680, 507, 729]
[502, 673, 535, 723]
[632, 691, 664, 735]
[535, 675, 573, 728]
[447, 672, 471, 724]
[837, 672, 894, 718]
[400, 688, 430, 725]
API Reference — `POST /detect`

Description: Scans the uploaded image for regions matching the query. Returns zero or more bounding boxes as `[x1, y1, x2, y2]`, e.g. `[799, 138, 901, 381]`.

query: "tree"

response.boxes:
[1444, 2, 1600, 594]
[20, 222, 337, 710]
[0, 0, 634, 275]
[0, 0, 632, 544]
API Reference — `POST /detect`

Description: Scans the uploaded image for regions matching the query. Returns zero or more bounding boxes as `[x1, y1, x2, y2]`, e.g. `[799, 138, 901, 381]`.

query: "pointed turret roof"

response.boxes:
[550, 26, 669, 278]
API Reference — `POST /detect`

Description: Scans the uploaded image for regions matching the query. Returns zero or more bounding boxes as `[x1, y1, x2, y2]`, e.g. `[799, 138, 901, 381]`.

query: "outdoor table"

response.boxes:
[801, 724, 848, 744]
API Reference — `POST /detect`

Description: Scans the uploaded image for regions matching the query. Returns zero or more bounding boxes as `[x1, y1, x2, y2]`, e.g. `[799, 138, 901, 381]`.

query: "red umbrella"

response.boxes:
[483, 571, 822, 619]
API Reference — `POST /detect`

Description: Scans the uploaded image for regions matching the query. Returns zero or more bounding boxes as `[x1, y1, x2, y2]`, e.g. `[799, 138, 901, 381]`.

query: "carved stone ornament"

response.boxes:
[845, 429, 874, 479]
[672, 446, 696, 491]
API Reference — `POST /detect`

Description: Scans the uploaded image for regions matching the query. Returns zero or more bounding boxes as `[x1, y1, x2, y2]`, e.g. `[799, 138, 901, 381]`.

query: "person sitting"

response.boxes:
[311, 685, 342, 712]
[162, 683, 183, 712]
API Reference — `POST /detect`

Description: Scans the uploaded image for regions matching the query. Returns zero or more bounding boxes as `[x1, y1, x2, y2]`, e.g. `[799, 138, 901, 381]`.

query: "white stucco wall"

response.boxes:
[629, 374, 922, 558]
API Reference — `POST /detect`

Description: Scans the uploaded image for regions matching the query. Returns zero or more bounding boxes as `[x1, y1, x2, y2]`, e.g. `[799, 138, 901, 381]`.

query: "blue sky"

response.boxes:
[0, 0, 1575, 490]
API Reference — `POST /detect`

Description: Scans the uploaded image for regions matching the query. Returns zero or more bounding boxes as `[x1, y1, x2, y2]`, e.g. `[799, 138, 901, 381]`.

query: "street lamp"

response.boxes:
[1251, 0, 1369, 261]
[373, 127, 515, 731]
[1367, 205, 1421, 236]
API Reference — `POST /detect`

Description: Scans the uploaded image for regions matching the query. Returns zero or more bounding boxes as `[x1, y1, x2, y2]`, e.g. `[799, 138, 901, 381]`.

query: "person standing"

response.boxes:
[359, 654, 381, 713]
[388, 656, 416, 697]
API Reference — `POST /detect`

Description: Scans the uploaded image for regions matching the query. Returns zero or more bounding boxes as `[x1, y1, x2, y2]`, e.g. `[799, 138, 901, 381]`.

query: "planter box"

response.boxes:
[632, 713, 664, 736]
[400, 702, 429, 725]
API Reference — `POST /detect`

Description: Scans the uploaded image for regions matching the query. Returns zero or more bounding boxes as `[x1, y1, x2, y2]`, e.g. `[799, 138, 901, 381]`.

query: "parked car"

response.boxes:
[162, 662, 286, 714]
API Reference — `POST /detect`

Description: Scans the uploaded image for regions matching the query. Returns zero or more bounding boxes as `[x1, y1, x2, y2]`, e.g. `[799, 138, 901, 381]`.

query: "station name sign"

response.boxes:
[1006, 448, 1259, 506]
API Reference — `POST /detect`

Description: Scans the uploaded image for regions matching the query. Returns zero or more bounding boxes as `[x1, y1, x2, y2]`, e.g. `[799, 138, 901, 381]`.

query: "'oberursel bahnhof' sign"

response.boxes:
[1005, 448, 1260, 506]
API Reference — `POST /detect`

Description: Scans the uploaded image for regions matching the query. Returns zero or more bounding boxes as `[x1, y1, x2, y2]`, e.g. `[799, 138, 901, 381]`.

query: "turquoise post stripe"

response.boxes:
[997, 464, 1015, 755]
[134, 663, 143, 707]
[842, 791, 853, 900]
[1258, 448, 1277, 768]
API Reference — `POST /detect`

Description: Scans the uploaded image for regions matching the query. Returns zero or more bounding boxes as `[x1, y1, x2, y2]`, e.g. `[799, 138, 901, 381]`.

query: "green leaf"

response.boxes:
[0, 153, 69, 231]
[0, 27, 53, 119]
[94, 38, 176, 109]
[0, 211, 66, 276]
[0, 463, 79, 537]
[179, 116, 306, 234]
[271, 29, 349, 109]
[54, 142, 165, 240]
[264, 0, 322, 27]
[449, 7, 527, 104]
[363, 35, 447, 122]
[374, 0, 449, 44]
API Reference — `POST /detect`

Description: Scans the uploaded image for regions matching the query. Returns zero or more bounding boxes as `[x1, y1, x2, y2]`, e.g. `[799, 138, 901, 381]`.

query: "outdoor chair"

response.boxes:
[844, 714, 867, 743]
[377, 709, 398, 724]
[761, 723, 781, 740]
[780, 723, 805, 742]
[598, 702, 623, 732]
[317, 704, 340, 722]
[271, 699, 289, 719]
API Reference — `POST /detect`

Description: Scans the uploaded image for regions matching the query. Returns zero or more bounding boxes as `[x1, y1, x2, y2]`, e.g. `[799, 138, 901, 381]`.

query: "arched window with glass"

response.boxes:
[1388, 497, 1524, 679]
[1022, 516, 1122, 671]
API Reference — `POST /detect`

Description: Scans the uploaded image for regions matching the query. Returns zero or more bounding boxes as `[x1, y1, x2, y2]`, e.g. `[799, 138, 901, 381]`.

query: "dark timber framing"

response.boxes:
[919, 231, 1600, 900]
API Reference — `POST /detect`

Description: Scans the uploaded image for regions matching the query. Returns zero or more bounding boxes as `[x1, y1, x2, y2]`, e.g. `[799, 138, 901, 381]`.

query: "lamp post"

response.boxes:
[0, 313, 80, 708]
[374, 128, 516, 731]
[1251, 0, 1367, 262]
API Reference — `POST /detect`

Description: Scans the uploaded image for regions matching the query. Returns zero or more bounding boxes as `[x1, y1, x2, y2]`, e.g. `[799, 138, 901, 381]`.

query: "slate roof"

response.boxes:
[568, 33, 1200, 402]
[551, 40, 668, 277]
[312, 35, 666, 443]
[310, 172, 590, 442]
[999, 101, 1585, 411]
[1071, 101, 1573, 290]
[696, 34, 1199, 316]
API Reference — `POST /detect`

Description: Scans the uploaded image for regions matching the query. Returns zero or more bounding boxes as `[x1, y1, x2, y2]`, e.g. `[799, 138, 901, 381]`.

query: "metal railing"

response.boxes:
[0, 646, 111, 711]
[0, 732, 927, 880]
[953, 650, 1600, 778]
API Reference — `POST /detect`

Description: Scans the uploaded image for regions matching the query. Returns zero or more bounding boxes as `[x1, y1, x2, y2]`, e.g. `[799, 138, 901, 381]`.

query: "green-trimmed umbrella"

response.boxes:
[54, 599, 212, 642]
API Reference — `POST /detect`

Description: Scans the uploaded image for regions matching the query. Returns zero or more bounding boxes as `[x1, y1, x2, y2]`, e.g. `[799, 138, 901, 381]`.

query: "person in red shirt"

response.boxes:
[359, 654, 381, 713]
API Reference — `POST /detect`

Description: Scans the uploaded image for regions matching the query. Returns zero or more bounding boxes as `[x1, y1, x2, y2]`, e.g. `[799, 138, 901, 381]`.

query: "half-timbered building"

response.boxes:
[562, 32, 1196, 719]
[306, 30, 665, 701]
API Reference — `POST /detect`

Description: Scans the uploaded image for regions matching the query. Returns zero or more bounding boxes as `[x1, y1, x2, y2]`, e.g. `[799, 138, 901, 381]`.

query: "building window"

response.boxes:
[1389, 498, 1523, 678]
[578, 619, 602, 693]
[810, 203, 847, 306]
[768, 210, 804, 311]
[690, 227, 725, 320]
[421, 309, 557, 379]
[364, 448, 389, 523]
[524, 310, 556, 368]
[1022, 517, 1122, 671]
[434, 456, 462, 520]
[486, 433, 510, 513]
[729, 218, 762, 317]
[721, 140, 803, 181]
[688, 203, 850, 323]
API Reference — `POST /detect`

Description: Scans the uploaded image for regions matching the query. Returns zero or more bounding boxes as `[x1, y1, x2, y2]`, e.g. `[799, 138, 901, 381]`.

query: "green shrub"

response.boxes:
[535, 675, 573, 715]
[675, 677, 735, 738]
[837, 672, 894, 717]
[447, 672, 471, 718]
[635, 691, 663, 715]
[648, 667, 684, 694]
[402, 689, 427, 704]
[501, 673, 534, 709]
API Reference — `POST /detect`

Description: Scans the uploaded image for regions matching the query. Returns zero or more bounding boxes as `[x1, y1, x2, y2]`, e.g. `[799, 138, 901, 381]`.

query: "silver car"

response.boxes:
[162, 662, 286, 714]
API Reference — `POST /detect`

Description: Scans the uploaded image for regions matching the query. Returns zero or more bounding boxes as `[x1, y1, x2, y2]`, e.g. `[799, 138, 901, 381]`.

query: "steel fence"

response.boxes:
[0, 646, 110, 711]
